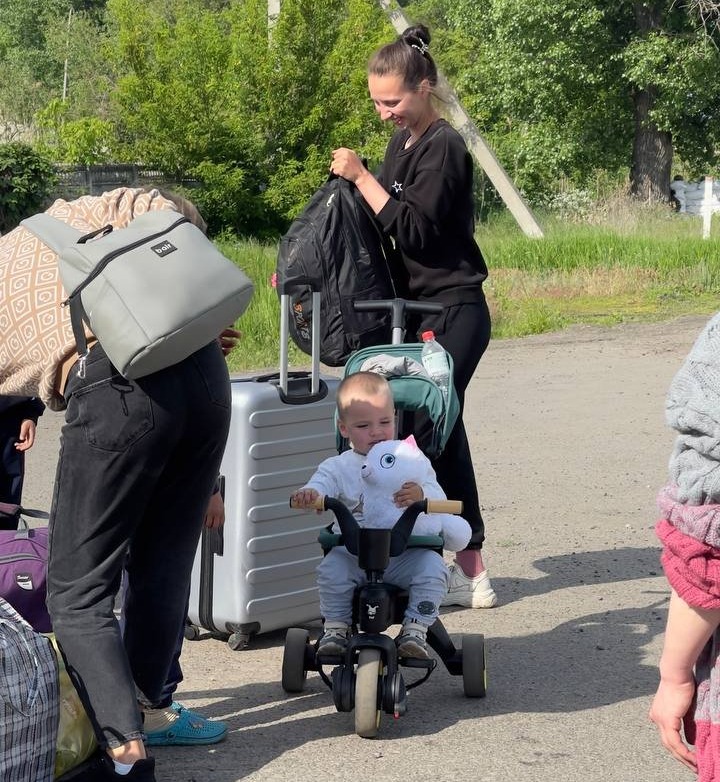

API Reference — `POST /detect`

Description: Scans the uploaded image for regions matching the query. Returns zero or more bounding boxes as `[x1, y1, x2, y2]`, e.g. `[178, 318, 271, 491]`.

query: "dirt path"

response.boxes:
[23, 314, 710, 782]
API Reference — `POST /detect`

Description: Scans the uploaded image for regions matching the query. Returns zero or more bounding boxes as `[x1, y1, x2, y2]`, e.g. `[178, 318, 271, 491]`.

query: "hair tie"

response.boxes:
[410, 41, 429, 57]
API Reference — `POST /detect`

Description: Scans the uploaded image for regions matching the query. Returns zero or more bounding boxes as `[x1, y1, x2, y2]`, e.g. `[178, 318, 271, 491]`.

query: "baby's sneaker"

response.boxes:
[317, 622, 349, 655]
[396, 622, 429, 659]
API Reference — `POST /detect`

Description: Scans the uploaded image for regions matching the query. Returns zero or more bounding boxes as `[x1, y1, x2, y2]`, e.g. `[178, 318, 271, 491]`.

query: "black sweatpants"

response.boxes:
[407, 293, 491, 549]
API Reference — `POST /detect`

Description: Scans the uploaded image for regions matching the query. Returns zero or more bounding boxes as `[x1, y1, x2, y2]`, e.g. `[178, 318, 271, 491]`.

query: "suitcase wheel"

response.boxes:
[184, 620, 201, 641]
[227, 631, 251, 651]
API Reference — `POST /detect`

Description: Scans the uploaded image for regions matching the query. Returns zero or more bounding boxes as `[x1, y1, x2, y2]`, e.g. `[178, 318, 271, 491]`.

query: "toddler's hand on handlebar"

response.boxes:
[290, 487, 322, 511]
[393, 482, 424, 507]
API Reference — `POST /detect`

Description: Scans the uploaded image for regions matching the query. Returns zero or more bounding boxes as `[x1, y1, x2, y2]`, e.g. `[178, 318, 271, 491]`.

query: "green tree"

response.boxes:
[0, 1, 112, 143]
[227, 0, 391, 222]
[411, 0, 720, 201]
[0, 142, 57, 233]
[104, 0, 393, 233]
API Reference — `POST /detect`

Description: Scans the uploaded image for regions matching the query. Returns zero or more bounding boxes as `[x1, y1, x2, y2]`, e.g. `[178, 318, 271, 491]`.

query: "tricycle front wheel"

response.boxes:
[354, 649, 382, 738]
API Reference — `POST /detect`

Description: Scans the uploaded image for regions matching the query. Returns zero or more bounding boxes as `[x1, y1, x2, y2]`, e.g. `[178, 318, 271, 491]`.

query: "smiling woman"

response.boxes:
[328, 24, 496, 611]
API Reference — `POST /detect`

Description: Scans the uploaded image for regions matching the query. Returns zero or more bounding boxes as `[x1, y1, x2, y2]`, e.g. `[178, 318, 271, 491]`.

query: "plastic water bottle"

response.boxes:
[421, 330, 451, 400]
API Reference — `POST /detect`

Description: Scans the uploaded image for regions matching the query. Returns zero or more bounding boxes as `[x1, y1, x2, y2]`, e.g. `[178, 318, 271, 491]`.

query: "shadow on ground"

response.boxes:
[161, 546, 669, 779]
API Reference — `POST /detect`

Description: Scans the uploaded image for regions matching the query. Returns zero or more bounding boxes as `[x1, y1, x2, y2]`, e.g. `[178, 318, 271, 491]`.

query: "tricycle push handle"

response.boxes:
[353, 298, 443, 345]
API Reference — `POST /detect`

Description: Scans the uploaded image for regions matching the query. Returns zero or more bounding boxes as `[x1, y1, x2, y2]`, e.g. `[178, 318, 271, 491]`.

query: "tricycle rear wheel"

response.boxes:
[462, 633, 487, 697]
[282, 628, 310, 693]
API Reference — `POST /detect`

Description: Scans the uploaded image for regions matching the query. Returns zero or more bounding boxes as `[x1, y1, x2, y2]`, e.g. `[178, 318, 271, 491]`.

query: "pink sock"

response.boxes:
[455, 549, 485, 578]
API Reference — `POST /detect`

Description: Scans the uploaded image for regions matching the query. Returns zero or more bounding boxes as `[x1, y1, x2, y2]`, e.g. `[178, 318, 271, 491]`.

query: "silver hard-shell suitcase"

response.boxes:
[187, 291, 339, 650]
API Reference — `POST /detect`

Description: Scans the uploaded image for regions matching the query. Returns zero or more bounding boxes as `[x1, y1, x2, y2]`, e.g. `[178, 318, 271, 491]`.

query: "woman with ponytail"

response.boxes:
[330, 25, 496, 609]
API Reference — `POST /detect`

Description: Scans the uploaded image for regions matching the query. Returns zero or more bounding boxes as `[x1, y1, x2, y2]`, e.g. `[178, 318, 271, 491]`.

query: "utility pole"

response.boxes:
[62, 7, 73, 102]
[377, 0, 543, 238]
[268, 0, 280, 37]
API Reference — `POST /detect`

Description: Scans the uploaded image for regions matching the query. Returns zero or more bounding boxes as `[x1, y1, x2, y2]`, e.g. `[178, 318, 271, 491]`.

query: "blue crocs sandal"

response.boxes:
[144, 702, 227, 746]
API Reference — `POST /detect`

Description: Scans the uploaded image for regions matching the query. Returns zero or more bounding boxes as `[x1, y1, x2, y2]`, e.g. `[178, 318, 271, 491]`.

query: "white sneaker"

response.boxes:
[441, 564, 498, 608]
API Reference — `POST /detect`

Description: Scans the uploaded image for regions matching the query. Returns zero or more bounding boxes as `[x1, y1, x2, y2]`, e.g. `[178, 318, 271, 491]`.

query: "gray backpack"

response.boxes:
[0, 597, 59, 782]
[22, 210, 254, 379]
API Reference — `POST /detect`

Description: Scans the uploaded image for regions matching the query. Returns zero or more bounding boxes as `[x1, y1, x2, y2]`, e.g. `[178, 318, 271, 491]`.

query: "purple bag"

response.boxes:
[0, 524, 52, 633]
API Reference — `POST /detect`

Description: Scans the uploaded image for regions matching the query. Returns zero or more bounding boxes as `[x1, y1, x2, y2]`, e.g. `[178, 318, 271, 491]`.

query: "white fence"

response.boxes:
[670, 177, 719, 238]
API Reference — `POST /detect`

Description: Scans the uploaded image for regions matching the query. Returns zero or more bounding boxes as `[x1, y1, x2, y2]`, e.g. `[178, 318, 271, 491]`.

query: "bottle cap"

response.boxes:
[421, 330, 435, 341]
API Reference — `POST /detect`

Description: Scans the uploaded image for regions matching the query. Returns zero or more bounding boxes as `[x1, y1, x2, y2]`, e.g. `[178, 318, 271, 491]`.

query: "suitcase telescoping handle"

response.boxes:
[279, 277, 321, 396]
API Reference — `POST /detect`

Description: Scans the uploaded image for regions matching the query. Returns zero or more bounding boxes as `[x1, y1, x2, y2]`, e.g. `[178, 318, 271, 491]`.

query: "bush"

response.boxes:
[0, 143, 58, 234]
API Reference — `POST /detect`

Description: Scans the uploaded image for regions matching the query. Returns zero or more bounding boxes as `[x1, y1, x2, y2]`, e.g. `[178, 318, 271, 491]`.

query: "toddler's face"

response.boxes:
[338, 392, 395, 455]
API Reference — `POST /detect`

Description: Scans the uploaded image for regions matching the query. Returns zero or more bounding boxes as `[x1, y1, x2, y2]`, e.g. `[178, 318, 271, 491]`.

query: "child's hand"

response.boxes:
[649, 677, 698, 772]
[14, 420, 37, 452]
[290, 487, 321, 511]
[393, 482, 424, 507]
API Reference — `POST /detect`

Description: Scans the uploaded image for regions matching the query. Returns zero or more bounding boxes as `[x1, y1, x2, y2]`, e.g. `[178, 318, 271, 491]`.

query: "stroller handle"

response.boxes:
[354, 298, 443, 345]
[290, 496, 326, 511]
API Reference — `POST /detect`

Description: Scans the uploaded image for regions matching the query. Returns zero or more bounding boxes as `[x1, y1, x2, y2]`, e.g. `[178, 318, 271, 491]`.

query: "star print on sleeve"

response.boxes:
[391, 181, 403, 194]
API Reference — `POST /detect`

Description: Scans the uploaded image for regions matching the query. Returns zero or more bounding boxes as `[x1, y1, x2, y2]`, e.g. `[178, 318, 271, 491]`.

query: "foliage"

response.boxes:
[36, 99, 116, 164]
[2, 0, 720, 230]
[0, 1, 114, 140]
[227, 0, 391, 225]
[221, 200, 720, 370]
[0, 142, 57, 233]
[405, 0, 720, 199]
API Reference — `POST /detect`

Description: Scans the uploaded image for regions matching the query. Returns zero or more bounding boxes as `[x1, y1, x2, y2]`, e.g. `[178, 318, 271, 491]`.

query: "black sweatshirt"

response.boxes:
[375, 119, 488, 305]
[0, 395, 45, 422]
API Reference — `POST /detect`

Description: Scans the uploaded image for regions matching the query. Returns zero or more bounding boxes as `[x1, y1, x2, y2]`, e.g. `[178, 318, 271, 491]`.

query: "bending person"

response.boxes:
[1, 187, 236, 781]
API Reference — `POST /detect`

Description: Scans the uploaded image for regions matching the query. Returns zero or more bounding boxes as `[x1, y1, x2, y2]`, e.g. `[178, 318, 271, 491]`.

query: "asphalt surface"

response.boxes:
[22, 316, 710, 782]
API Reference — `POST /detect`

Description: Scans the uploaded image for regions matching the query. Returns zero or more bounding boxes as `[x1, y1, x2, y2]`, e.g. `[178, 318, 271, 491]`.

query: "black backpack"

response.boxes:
[276, 174, 397, 367]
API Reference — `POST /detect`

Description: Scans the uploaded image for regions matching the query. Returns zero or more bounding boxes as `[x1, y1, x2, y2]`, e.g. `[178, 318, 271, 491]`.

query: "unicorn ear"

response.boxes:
[403, 434, 419, 449]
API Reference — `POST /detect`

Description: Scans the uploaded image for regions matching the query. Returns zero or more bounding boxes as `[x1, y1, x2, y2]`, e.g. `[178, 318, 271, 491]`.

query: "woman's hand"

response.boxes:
[204, 490, 225, 529]
[218, 327, 242, 357]
[15, 420, 37, 452]
[330, 148, 366, 183]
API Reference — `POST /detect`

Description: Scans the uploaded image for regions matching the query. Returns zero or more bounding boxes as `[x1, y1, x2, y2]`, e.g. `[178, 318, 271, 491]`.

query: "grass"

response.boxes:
[219, 198, 720, 372]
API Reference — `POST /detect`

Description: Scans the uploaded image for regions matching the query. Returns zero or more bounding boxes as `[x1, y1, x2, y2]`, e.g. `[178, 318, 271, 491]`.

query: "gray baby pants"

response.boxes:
[317, 546, 449, 627]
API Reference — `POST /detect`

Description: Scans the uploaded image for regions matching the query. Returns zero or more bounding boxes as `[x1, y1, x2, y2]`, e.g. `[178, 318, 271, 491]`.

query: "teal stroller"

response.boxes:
[338, 297, 460, 457]
[282, 299, 487, 738]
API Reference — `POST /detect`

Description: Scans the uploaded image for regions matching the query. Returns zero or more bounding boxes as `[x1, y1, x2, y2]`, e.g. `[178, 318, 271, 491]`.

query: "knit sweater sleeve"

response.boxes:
[656, 517, 720, 609]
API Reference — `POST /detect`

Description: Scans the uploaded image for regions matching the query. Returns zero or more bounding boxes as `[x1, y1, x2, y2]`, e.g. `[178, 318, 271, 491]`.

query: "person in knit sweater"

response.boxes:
[650, 312, 720, 780]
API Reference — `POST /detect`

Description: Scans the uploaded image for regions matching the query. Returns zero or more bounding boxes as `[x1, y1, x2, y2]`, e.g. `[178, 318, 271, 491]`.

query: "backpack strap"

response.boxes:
[21, 214, 101, 375]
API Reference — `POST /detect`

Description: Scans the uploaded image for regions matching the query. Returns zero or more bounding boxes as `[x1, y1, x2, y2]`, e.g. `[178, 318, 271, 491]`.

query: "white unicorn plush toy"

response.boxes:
[360, 437, 471, 552]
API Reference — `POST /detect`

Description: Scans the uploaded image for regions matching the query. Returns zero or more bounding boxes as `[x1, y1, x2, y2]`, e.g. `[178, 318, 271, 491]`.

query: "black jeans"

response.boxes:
[47, 342, 231, 748]
[407, 294, 491, 549]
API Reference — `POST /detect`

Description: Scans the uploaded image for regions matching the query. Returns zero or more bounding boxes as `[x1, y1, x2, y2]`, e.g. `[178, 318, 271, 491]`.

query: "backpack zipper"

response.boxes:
[62, 215, 190, 305]
[0, 553, 45, 566]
